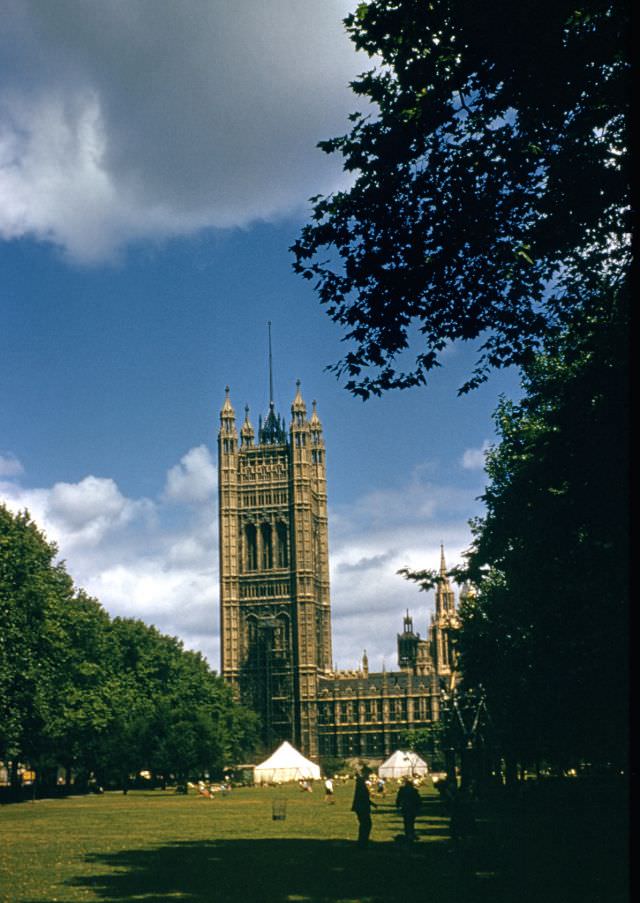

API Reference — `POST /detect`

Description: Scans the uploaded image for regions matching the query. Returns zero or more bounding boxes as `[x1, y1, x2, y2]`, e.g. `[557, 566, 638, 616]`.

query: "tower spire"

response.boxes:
[268, 320, 274, 406]
[440, 542, 447, 578]
[259, 323, 286, 444]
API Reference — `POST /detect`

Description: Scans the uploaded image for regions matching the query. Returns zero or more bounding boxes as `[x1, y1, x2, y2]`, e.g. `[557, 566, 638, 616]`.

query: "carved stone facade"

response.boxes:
[218, 384, 332, 757]
[218, 383, 460, 760]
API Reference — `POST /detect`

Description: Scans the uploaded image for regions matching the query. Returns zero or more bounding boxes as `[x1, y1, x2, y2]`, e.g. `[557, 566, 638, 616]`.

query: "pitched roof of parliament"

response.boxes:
[217, 381, 460, 760]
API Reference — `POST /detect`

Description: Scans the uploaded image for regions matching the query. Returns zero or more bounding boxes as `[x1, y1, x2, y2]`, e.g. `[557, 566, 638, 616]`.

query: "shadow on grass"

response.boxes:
[19, 782, 627, 903]
[56, 836, 469, 903]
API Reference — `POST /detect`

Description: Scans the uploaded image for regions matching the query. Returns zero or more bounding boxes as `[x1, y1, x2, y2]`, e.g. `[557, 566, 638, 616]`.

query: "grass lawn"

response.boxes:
[0, 783, 458, 903]
[0, 779, 629, 903]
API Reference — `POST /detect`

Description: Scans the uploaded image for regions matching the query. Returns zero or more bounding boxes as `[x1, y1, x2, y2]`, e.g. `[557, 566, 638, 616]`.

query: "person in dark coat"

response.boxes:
[395, 777, 422, 841]
[351, 773, 377, 847]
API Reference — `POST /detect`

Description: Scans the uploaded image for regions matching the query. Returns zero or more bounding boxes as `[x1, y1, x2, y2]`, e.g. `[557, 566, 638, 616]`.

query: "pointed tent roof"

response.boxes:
[253, 741, 321, 784]
[378, 750, 429, 779]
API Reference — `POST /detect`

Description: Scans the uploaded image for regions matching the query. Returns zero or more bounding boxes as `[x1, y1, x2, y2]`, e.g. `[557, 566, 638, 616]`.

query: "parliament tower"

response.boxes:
[218, 382, 332, 756]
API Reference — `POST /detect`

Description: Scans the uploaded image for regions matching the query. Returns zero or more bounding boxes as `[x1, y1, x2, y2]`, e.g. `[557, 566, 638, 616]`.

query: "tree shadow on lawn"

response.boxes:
[57, 835, 470, 903]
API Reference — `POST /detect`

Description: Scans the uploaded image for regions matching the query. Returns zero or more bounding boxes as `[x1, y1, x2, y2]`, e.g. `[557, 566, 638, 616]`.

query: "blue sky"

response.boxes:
[1, 1, 521, 671]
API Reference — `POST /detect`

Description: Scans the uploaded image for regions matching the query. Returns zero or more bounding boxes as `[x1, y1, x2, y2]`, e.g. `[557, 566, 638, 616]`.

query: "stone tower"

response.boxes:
[429, 544, 460, 682]
[218, 381, 332, 757]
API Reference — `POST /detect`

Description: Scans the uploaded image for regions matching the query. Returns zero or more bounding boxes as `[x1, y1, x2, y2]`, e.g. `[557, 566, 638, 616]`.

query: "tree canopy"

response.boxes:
[401, 292, 628, 771]
[0, 505, 258, 790]
[292, 0, 630, 396]
[457, 294, 628, 769]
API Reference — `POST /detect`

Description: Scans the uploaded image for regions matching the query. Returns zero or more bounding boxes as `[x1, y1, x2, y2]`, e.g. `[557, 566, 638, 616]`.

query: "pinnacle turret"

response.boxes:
[439, 543, 447, 579]
[435, 543, 456, 616]
[218, 386, 238, 453]
[291, 379, 307, 423]
[220, 385, 235, 417]
[240, 405, 255, 447]
[362, 649, 369, 677]
[309, 400, 321, 427]
[259, 401, 287, 445]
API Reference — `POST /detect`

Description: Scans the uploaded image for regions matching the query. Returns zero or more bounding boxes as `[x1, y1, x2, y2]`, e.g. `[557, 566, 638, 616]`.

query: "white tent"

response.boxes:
[378, 750, 429, 779]
[253, 741, 322, 785]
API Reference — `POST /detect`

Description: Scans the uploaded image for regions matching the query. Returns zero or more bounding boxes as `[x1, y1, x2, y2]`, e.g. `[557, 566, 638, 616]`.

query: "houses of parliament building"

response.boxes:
[218, 381, 462, 761]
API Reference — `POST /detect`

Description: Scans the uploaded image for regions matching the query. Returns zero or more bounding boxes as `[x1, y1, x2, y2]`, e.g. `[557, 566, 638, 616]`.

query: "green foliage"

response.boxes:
[401, 724, 446, 768]
[456, 292, 629, 768]
[292, 0, 630, 396]
[0, 505, 258, 785]
[0, 506, 65, 763]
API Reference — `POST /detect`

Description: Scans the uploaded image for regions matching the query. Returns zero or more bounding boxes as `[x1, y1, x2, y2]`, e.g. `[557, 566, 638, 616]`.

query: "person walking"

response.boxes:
[395, 777, 422, 841]
[351, 773, 377, 847]
[324, 776, 335, 803]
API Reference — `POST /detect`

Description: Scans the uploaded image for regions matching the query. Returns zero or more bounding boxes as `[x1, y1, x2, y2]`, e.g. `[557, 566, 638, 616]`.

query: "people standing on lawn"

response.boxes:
[395, 776, 422, 842]
[351, 770, 377, 847]
[324, 776, 335, 803]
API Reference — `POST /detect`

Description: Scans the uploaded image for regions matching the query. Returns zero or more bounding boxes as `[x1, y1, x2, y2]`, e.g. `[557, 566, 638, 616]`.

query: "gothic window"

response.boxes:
[261, 523, 273, 569]
[246, 616, 258, 657]
[276, 522, 288, 568]
[245, 524, 257, 571]
[316, 612, 324, 667]
[273, 615, 289, 657]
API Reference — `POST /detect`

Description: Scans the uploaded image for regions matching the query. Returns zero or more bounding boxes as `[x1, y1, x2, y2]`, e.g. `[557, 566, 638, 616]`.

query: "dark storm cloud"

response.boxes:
[0, 0, 365, 259]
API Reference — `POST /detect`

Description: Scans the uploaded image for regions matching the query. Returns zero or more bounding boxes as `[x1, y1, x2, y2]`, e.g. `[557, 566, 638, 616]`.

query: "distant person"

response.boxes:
[395, 777, 422, 841]
[376, 777, 386, 796]
[324, 776, 335, 803]
[351, 773, 377, 847]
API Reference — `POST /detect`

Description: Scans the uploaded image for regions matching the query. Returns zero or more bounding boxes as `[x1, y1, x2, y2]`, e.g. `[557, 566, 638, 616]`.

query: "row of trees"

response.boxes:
[402, 295, 628, 777]
[296, 0, 629, 778]
[1, 505, 258, 793]
[457, 294, 628, 774]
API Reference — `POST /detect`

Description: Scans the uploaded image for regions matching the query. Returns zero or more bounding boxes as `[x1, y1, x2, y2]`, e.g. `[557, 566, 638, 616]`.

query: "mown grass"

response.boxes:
[0, 783, 457, 903]
[0, 779, 629, 903]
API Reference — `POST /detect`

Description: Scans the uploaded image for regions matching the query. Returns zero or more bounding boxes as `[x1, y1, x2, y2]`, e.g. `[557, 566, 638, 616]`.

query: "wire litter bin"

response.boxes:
[272, 799, 287, 821]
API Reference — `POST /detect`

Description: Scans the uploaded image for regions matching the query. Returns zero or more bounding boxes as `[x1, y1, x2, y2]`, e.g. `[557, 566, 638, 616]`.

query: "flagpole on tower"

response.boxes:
[268, 320, 274, 406]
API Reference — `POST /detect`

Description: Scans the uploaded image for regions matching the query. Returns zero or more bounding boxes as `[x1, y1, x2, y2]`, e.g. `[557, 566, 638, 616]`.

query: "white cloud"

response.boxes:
[325, 467, 480, 669]
[0, 1, 366, 262]
[1, 451, 479, 674]
[87, 562, 218, 665]
[164, 445, 217, 505]
[461, 440, 490, 470]
[328, 528, 472, 671]
[0, 453, 24, 477]
[0, 449, 220, 664]
[46, 475, 149, 541]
